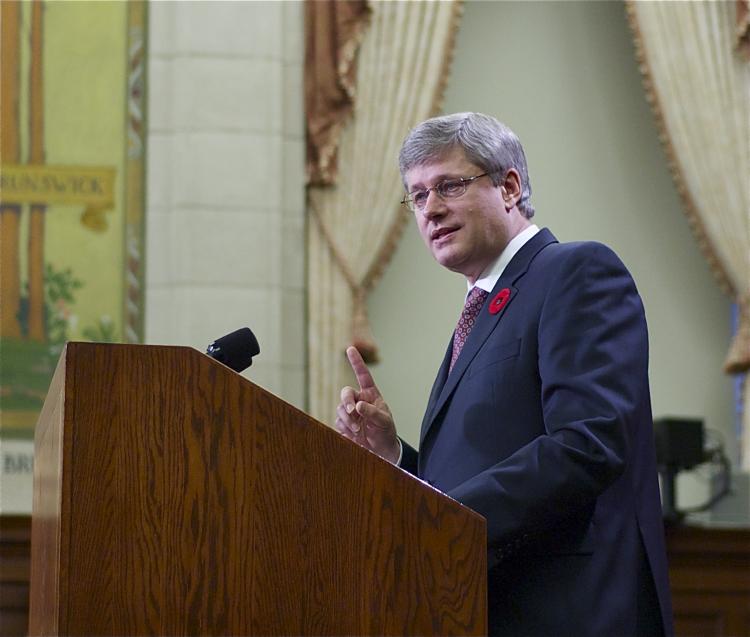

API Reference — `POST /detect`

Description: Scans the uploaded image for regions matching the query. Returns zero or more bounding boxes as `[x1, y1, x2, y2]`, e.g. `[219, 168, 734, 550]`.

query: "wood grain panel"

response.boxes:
[0, 515, 31, 637]
[667, 525, 750, 637]
[28, 348, 68, 636]
[28, 343, 487, 635]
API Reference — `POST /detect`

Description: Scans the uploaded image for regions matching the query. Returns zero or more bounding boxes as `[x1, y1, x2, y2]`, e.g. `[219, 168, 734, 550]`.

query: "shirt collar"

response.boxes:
[469, 224, 540, 295]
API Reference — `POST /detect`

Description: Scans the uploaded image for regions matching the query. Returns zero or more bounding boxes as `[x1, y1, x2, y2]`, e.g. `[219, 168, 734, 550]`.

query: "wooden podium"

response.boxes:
[29, 343, 487, 636]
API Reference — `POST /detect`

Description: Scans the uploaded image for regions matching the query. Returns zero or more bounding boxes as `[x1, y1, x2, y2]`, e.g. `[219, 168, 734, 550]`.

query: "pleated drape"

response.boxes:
[307, 0, 463, 423]
[627, 1, 750, 466]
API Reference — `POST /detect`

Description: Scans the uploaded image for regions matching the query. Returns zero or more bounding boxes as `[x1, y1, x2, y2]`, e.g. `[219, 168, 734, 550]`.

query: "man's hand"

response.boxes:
[335, 346, 400, 464]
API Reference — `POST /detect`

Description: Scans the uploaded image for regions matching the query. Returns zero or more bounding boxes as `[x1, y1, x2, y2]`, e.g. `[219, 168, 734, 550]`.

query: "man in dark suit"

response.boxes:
[336, 112, 673, 636]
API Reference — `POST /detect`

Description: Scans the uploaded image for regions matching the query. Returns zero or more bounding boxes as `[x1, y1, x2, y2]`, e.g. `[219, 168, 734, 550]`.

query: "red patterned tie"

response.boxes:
[450, 287, 489, 372]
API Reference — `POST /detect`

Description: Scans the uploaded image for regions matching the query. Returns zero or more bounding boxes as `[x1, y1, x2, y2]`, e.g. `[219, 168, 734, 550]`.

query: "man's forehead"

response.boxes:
[404, 148, 478, 187]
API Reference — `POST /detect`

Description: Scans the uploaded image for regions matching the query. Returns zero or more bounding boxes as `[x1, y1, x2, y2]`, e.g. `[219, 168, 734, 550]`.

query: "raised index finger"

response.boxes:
[346, 346, 376, 391]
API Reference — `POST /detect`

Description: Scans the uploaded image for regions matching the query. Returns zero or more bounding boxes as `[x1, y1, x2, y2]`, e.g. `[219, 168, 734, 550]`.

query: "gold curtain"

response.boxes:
[305, 0, 371, 186]
[737, 0, 750, 61]
[306, 0, 464, 422]
[627, 1, 750, 467]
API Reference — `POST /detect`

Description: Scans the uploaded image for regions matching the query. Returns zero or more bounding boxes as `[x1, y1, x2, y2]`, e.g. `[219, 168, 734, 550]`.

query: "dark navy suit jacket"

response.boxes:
[400, 229, 673, 636]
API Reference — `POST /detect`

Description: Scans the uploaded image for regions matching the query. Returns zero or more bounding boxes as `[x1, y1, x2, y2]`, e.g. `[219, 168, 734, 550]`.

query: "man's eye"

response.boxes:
[439, 180, 464, 196]
[413, 191, 429, 206]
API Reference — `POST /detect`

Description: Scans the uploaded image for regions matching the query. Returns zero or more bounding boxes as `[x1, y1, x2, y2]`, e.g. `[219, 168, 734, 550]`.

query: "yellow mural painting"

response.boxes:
[0, 0, 146, 435]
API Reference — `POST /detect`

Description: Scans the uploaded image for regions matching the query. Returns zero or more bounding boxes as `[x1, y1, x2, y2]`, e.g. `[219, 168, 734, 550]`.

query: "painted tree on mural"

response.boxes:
[1, 0, 47, 343]
[27, 0, 47, 342]
[1, 1, 22, 340]
[0, 0, 146, 422]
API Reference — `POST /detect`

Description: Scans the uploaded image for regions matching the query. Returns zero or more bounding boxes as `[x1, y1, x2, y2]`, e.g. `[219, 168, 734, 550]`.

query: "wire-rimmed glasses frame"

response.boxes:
[401, 172, 489, 213]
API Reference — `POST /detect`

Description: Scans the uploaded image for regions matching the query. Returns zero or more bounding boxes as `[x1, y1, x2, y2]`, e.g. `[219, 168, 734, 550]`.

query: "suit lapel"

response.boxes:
[419, 228, 558, 448]
[420, 339, 452, 430]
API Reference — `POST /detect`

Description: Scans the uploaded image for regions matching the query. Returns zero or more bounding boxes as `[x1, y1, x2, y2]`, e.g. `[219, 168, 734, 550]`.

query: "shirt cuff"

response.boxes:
[395, 438, 403, 466]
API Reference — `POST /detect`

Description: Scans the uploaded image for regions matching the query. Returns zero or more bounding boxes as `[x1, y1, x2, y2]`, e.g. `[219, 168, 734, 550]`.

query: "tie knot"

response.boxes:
[463, 287, 489, 318]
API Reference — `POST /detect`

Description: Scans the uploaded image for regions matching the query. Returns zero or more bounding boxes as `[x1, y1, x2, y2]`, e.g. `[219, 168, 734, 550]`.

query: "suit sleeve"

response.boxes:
[447, 244, 649, 553]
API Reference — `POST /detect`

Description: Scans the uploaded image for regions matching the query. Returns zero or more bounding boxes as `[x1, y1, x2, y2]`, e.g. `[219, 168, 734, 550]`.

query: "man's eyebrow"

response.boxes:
[408, 173, 462, 192]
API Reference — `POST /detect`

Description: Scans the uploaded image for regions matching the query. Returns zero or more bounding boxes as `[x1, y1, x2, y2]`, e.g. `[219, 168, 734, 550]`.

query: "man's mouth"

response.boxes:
[431, 226, 459, 243]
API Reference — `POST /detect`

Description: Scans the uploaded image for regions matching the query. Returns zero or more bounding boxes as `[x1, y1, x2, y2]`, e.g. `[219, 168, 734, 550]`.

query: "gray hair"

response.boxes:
[398, 112, 535, 219]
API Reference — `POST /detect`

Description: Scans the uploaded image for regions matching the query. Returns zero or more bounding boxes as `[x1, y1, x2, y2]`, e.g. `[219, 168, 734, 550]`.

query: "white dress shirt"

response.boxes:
[470, 224, 540, 296]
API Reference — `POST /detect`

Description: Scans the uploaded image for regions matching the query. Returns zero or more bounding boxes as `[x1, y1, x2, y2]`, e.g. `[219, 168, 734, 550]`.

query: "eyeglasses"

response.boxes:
[401, 173, 489, 213]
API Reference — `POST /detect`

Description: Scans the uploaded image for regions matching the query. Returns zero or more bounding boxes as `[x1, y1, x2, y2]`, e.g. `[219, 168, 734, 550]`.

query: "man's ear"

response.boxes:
[500, 169, 522, 210]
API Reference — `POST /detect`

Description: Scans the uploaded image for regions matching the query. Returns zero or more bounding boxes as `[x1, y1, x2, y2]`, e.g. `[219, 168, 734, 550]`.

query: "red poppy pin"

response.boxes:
[489, 288, 511, 315]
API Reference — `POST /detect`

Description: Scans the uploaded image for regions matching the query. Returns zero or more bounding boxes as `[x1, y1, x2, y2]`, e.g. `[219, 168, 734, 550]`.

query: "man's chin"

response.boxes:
[432, 249, 465, 273]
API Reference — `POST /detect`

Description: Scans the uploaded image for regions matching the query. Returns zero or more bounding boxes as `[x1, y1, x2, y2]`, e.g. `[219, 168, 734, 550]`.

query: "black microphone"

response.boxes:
[206, 327, 260, 372]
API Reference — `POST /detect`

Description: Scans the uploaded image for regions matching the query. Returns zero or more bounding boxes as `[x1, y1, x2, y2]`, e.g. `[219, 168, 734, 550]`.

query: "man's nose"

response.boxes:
[422, 189, 447, 218]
